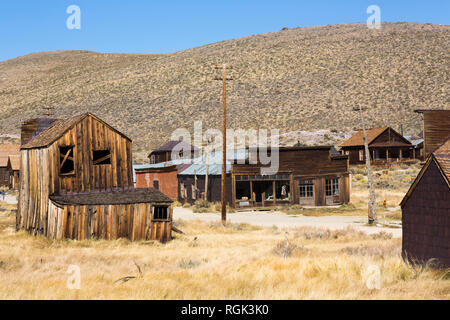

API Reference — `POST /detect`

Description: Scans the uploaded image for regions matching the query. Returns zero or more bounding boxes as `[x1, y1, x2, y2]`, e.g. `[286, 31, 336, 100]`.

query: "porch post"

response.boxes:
[273, 181, 276, 206]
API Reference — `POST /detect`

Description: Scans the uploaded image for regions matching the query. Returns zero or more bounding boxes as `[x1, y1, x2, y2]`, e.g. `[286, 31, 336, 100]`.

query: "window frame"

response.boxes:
[92, 149, 112, 165]
[152, 206, 169, 221]
[299, 180, 314, 199]
[326, 178, 340, 196]
[59, 145, 75, 176]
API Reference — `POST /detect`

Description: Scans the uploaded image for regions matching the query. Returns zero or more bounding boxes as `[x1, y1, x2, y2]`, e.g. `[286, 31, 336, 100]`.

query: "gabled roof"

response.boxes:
[400, 138, 450, 207]
[340, 128, 388, 147]
[340, 127, 411, 148]
[434, 139, 450, 182]
[21, 113, 131, 149]
[149, 140, 199, 157]
[7, 155, 20, 171]
[0, 144, 20, 167]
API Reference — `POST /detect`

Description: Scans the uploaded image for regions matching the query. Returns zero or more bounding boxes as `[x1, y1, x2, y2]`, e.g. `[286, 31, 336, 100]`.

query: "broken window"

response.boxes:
[326, 178, 339, 196]
[153, 206, 169, 220]
[93, 150, 111, 165]
[59, 146, 75, 175]
[153, 180, 159, 190]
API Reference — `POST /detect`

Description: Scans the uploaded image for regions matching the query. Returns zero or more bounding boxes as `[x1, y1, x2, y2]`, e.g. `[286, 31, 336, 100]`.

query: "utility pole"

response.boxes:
[214, 64, 233, 225]
[353, 106, 377, 224]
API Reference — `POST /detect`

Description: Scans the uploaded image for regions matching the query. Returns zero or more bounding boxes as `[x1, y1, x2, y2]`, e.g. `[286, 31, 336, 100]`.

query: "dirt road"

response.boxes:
[174, 207, 402, 238]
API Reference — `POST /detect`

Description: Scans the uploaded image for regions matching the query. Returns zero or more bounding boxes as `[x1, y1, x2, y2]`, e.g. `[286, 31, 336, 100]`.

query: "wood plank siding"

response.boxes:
[17, 113, 173, 242]
[231, 147, 350, 208]
[415, 110, 450, 159]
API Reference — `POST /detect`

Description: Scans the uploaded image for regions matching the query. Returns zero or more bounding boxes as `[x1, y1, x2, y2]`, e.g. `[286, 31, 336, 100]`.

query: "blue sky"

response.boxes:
[0, 0, 448, 61]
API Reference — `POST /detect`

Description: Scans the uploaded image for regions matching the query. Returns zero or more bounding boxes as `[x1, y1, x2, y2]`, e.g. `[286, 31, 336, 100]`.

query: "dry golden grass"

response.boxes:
[0, 203, 448, 300]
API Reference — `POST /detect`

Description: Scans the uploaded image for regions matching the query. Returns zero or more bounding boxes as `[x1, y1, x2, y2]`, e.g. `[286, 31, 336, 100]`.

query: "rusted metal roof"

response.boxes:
[340, 127, 388, 147]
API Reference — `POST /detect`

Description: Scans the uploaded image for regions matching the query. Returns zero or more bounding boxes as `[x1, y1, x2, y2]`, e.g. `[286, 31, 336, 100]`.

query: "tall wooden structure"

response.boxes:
[17, 113, 173, 242]
[415, 109, 450, 159]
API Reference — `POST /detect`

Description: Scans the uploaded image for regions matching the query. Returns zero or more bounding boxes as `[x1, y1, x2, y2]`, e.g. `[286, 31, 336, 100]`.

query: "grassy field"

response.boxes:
[0, 202, 448, 300]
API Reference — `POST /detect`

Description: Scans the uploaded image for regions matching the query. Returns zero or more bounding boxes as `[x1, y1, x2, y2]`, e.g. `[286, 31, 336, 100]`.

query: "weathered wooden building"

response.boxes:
[232, 146, 350, 208]
[415, 109, 450, 159]
[17, 113, 173, 242]
[136, 147, 350, 209]
[340, 127, 415, 165]
[400, 139, 450, 268]
[0, 144, 20, 188]
[7, 155, 20, 190]
[148, 140, 199, 164]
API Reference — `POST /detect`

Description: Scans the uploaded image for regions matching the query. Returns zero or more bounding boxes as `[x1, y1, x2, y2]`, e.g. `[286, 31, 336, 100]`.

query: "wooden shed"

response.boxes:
[340, 127, 415, 165]
[17, 113, 173, 242]
[400, 139, 450, 268]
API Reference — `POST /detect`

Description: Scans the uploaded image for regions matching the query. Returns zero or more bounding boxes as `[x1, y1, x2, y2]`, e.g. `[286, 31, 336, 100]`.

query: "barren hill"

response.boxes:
[0, 22, 448, 161]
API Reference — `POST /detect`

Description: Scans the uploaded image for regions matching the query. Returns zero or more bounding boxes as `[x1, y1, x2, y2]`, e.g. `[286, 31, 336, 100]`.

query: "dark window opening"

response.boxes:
[236, 181, 251, 200]
[326, 178, 339, 196]
[153, 206, 169, 220]
[59, 146, 75, 175]
[93, 150, 111, 165]
[153, 180, 159, 190]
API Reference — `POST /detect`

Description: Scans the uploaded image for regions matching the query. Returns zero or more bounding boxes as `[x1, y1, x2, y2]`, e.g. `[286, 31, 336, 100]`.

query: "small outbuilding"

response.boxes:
[17, 113, 173, 242]
[400, 139, 450, 268]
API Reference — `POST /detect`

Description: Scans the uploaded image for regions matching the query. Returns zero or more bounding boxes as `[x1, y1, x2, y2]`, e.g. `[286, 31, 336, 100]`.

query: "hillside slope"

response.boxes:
[0, 22, 448, 161]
